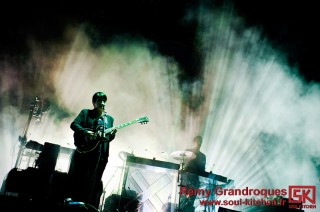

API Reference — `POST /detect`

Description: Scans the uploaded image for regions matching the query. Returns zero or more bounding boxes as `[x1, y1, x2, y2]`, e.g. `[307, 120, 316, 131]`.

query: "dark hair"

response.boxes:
[194, 136, 203, 145]
[92, 92, 107, 103]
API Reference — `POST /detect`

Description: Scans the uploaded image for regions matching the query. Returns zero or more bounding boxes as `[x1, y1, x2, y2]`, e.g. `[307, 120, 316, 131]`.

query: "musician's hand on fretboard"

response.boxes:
[110, 129, 117, 135]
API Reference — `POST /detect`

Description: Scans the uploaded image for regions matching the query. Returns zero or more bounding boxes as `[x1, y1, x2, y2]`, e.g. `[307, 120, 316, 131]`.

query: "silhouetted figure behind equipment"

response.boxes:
[181, 135, 206, 212]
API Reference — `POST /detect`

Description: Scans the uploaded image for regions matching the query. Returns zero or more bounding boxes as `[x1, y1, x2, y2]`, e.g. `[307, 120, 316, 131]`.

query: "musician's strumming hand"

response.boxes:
[86, 130, 95, 139]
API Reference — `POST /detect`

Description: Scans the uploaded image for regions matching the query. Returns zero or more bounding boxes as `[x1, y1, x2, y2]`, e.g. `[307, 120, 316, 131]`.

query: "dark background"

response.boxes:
[0, 0, 318, 82]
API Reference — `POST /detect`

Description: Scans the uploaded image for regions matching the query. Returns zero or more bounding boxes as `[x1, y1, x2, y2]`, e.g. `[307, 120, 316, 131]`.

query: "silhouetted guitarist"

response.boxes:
[68, 91, 117, 209]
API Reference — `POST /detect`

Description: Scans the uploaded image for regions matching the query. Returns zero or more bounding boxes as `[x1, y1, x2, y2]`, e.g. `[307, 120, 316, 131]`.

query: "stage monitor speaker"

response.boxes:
[3, 167, 52, 202]
[122, 156, 180, 212]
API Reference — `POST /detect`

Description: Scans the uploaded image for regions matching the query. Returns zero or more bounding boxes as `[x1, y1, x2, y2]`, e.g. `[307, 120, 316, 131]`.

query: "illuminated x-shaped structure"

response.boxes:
[123, 156, 179, 211]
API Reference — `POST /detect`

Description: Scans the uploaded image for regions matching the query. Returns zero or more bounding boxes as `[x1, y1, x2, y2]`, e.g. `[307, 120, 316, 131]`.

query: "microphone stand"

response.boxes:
[14, 97, 50, 169]
[15, 97, 39, 168]
[176, 155, 186, 212]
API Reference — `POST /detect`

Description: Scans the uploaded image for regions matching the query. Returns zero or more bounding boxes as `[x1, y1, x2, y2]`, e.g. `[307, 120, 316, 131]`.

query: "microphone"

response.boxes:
[101, 101, 106, 109]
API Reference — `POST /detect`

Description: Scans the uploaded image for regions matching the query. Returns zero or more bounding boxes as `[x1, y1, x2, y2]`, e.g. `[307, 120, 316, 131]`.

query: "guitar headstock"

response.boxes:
[136, 116, 149, 124]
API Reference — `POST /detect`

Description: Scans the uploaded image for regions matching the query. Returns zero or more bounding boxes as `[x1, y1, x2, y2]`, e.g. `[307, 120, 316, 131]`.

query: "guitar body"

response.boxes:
[74, 130, 107, 153]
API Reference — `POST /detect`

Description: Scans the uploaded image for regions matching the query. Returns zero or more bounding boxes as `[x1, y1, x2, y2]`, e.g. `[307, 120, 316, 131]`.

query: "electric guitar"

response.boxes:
[75, 116, 149, 153]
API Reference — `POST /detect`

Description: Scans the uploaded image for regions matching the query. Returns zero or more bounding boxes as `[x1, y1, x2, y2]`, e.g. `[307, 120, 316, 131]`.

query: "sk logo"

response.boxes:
[288, 186, 316, 204]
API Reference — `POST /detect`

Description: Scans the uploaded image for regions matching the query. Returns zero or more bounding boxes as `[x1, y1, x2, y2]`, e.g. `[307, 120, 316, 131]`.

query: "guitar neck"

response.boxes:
[105, 119, 138, 133]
